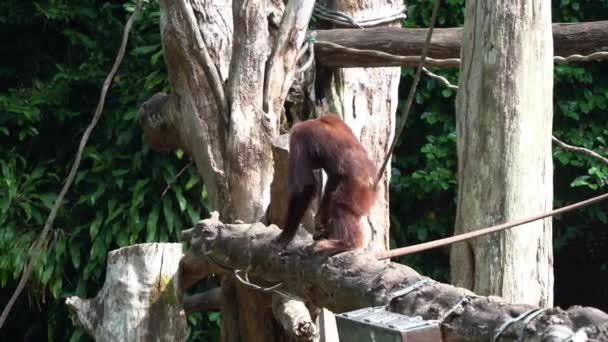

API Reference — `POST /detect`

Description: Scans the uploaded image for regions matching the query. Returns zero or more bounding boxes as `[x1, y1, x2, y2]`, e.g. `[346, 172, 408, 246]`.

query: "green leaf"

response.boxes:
[162, 197, 175, 233]
[90, 236, 106, 261]
[106, 201, 125, 223]
[146, 206, 160, 242]
[0, 194, 10, 214]
[50, 277, 62, 299]
[595, 95, 606, 110]
[186, 203, 200, 225]
[70, 242, 81, 269]
[597, 210, 607, 224]
[151, 50, 164, 65]
[579, 101, 592, 114]
[41, 264, 54, 284]
[132, 44, 161, 55]
[147, 206, 159, 231]
[55, 237, 66, 257]
[90, 214, 103, 238]
[208, 312, 221, 323]
[185, 176, 199, 190]
[19, 201, 33, 221]
[70, 330, 83, 342]
[570, 175, 590, 188]
[39, 193, 57, 210]
[421, 112, 438, 125]
[90, 183, 107, 205]
[116, 229, 129, 247]
[159, 230, 169, 242]
[146, 223, 158, 242]
[417, 228, 428, 241]
[175, 188, 187, 211]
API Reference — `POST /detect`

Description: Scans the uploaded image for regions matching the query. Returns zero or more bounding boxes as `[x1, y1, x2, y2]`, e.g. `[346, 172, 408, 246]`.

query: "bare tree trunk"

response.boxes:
[451, 0, 554, 306]
[316, 0, 402, 254]
[66, 244, 186, 341]
[147, 1, 318, 340]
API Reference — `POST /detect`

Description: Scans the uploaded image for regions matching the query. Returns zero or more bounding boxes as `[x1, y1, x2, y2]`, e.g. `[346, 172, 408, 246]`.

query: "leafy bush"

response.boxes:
[0, 1, 213, 340]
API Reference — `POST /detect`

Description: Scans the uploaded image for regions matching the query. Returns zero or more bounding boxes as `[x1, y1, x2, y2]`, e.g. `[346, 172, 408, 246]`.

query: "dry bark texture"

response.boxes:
[451, 0, 554, 306]
[313, 21, 608, 67]
[141, 1, 327, 341]
[184, 215, 608, 342]
[157, 0, 232, 218]
[315, 0, 402, 255]
[66, 243, 186, 341]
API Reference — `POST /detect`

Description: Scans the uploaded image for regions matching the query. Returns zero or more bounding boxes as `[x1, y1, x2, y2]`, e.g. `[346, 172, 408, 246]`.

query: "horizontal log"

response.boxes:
[183, 213, 608, 342]
[314, 21, 608, 67]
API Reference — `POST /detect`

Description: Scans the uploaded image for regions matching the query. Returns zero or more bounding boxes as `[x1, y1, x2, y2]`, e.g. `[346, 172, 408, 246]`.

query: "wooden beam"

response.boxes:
[314, 21, 608, 67]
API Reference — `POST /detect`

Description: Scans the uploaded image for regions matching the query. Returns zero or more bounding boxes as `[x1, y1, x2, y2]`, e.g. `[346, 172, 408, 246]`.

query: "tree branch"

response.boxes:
[174, 0, 228, 124]
[553, 136, 608, 165]
[262, 0, 315, 115]
[181, 214, 608, 341]
[272, 295, 318, 342]
[313, 21, 608, 67]
[153, 0, 233, 216]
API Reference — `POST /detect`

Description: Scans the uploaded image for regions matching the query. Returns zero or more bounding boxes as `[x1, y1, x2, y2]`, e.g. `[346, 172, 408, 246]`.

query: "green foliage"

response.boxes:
[3, 0, 608, 339]
[390, 0, 608, 307]
[0, 0, 215, 340]
[390, 65, 459, 282]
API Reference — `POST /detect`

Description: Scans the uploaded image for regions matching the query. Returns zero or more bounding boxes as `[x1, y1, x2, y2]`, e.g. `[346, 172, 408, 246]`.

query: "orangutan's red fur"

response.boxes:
[273, 114, 378, 254]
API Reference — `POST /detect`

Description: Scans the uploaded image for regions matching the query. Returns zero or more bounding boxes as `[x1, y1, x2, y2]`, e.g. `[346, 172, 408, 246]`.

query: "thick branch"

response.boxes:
[314, 21, 608, 67]
[263, 0, 315, 115]
[272, 295, 318, 342]
[224, 0, 277, 221]
[182, 214, 608, 341]
[155, 0, 232, 215]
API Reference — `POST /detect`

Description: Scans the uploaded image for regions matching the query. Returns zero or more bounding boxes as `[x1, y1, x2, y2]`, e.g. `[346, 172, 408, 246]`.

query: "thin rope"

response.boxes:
[374, 0, 442, 187]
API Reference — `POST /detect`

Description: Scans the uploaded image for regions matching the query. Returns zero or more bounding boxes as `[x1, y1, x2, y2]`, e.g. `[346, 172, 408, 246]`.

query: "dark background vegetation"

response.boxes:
[0, 0, 606, 340]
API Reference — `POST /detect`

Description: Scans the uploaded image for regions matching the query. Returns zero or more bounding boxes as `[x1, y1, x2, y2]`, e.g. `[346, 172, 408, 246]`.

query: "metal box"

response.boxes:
[335, 306, 442, 342]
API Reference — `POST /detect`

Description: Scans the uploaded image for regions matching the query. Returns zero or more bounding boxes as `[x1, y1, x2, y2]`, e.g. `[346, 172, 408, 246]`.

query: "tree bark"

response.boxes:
[66, 243, 186, 341]
[310, 1, 402, 338]
[451, 0, 554, 306]
[182, 216, 608, 342]
[316, 0, 401, 255]
[313, 21, 608, 67]
[143, 1, 320, 341]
